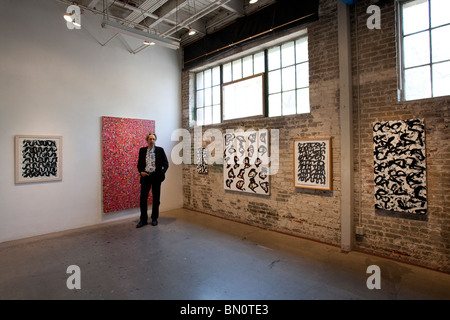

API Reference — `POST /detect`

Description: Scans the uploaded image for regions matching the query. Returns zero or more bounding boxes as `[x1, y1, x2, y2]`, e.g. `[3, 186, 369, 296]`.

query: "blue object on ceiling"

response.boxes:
[339, 0, 358, 4]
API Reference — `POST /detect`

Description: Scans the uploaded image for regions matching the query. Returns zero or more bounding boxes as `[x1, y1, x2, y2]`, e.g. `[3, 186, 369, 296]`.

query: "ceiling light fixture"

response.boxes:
[143, 41, 155, 46]
[249, 0, 259, 4]
[188, 28, 196, 36]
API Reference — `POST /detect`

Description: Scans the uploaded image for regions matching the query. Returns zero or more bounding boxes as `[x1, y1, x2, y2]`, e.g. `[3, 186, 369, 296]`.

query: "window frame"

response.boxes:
[397, 0, 450, 101]
[192, 33, 310, 126]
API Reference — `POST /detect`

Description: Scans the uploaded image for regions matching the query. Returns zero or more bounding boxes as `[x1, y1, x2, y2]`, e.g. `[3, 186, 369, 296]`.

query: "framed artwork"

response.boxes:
[223, 129, 270, 195]
[373, 119, 427, 215]
[102, 116, 155, 213]
[15, 135, 62, 184]
[293, 137, 332, 190]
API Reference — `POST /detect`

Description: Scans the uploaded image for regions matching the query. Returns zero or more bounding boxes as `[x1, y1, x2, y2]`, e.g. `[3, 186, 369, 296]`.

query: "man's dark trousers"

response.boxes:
[139, 173, 161, 223]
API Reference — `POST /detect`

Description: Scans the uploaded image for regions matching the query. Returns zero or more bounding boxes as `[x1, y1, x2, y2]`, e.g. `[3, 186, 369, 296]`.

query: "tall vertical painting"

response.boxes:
[102, 116, 155, 213]
[373, 119, 427, 215]
[223, 130, 270, 195]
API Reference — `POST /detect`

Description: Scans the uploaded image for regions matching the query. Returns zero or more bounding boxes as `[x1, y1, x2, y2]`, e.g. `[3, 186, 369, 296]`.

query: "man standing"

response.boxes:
[136, 133, 169, 228]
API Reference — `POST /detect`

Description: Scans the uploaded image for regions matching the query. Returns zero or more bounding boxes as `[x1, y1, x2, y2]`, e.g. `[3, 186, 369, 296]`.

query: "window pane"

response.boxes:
[204, 106, 212, 125]
[268, 69, 281, 94]
[281, 41, 295, 67]
[297, 88, 310, 114]
[196, 108, 204, 125]
[212, 66, 221, 86]
[403, 31, 430, 68]
[282, 90, 296, 115]
[431, 25, 450, 63]
[213, 105, 221, 124]
[268, 47, 281, 71]
[232, 59, 242, 80]
[204, 87, 212, 106]
[402, 0, 429, 35]
[243, 55, 253, 77]
[296, 62, 309, 88]
[296, 37, 308, 63]
[204, 69, 211, 88]
[196, 90, 204, 108]
[431, 0, 450, 27]
[433, 61, 450, 97]
[269, 93, 281, 117]
[254, 52, 265, 74]
[223, 62, 232, 83]
[196, 72, 204, 90]
[282, 66, 296, 91]
[404, 66, 431, 100]
[212, 86, 220, 105]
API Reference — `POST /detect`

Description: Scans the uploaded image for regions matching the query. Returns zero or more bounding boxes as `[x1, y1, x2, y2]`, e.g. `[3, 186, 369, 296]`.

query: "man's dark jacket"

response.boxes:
[137, 146, 169, 184]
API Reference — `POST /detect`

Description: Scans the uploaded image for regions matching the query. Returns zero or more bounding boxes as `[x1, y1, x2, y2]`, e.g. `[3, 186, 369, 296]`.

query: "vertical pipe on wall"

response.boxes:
[338, 1, 354, 252]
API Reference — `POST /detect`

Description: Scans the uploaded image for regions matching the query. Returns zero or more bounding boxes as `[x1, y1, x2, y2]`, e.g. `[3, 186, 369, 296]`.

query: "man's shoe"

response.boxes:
[136, 221, 147, 228]
[151, 220, 158, 226]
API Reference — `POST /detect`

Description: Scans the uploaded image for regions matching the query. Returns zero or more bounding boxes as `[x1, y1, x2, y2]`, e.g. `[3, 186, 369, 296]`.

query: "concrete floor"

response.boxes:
[0, 208, 449, 300]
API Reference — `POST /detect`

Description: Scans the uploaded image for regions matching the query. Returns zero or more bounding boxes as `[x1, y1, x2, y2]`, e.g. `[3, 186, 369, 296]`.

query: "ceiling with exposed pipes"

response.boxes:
[57, 0, 275, 48]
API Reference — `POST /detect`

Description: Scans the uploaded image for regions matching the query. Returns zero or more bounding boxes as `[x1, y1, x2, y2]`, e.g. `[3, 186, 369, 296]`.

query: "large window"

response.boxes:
[399, 0, 450, 100]
[193, 35, 309, 125]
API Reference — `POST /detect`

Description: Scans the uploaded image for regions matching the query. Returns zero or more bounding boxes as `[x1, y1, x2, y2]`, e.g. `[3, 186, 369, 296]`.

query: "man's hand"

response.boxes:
[141, 172, 149, 177]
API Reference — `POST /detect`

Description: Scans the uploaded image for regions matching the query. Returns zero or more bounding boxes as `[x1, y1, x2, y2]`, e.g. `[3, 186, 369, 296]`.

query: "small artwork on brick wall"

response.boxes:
[196, 147, 208, 174]
[223, 130, 270, 195]
[293, 137, 332, 190]
[373, 119, 427, 215]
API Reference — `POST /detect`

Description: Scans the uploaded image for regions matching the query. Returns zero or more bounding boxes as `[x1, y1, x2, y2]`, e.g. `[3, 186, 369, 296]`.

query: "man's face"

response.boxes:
[147, 135, 156, 148]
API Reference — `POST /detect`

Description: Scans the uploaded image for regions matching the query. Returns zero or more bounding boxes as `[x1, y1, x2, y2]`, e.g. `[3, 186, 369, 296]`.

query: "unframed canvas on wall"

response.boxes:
[293, 137, 331, 190]
[15, 135, 62, 184]
[101, 116, 155, 213]
[373, 119, 427, 215]
[223, 129, 270, 195]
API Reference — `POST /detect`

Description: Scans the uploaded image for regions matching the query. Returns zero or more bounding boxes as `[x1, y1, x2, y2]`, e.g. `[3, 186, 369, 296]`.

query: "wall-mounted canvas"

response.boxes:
[196, 147, 208, 174]
[293, 137, 332, 190]
[102, 116, 155, 213]
[15, 135, 62, 184]
[223, 130, 270, 195]
[373, 119, 427, 215]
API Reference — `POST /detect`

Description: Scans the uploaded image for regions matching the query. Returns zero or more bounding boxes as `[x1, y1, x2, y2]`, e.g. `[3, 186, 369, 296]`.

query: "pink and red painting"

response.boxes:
[102, 116, 155, 213]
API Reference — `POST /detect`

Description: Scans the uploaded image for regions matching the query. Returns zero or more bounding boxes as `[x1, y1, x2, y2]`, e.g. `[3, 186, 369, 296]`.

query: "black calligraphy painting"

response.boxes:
[373, 119, 427, 215]
[223, 130, 270, 195]
[293, 137, 332, 190]
[15, 135, 62, 183]
[196, 147, 208, 174]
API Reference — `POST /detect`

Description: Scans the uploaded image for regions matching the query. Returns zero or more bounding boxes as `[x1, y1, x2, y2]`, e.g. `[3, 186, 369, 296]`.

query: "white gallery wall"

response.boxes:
[0, 0, 183, 242]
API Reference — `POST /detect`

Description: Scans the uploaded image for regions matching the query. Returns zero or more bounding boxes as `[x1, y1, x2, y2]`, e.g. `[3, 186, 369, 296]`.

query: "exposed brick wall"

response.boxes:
[351, 0, 449, 272]
[181, 0, 449, 272]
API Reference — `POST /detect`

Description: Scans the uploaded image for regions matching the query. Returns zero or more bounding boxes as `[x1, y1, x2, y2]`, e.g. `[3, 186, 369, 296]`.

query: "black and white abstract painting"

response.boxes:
[373, 119, 427, 215]
[15, 135, 62, 183]
[196, 147, 208, 174]
[223, 130, 270, 195]
[293, 137, 332, 190]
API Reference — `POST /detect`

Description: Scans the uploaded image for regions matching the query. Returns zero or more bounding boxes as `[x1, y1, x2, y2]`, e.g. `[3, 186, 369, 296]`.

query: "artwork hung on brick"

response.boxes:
[223, 129, 270, 195]
[373, 119, 427, 215]
[15, 135, 62, 184]
[102, 116, 155, 213]
[293, 137, 332, 190]
[196, 147, 208, 174]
